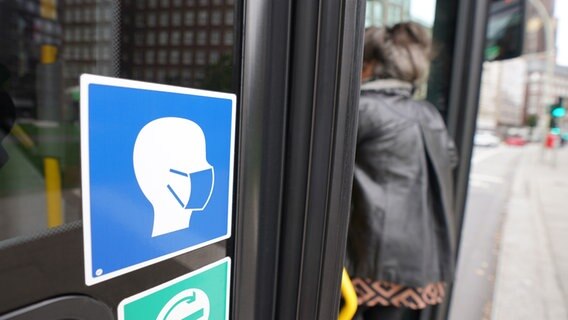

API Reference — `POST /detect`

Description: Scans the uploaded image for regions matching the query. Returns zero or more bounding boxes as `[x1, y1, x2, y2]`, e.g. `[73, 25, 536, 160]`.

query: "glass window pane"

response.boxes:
[184, 11, 195, 26]
[160, 12, 170, 27]
[146, 32, 156, 46]
[197, 31, 207, 45]
[211, 31, 221, 45]
[136, 13, 145, 27]
[184, 31, 194, 45]
[198, 10, 208, 26]
[196, 50, 206, 65]
[182, 69, 192, 82]
[0, 0, 238, 243]
[148, 13, 157, 27]
[145, 68, 155, 80]
[159, 31, 169, 45]
[195, 68, 205, 80]
[210, 51, 220, 64]
[225, 10, 233, 25]
[387, 6, 402, 25]
[171, 31, 181, 45]
[366, 2, 383, 26]
[183, 51, 193, 64]
[158, 50, 167, 64]
[170, 51, 180, 64]
[212, 10, 222, 26]
[146, 50, 155, 64]
[172, 12, 182, 26]
[224, 30, 233, 45]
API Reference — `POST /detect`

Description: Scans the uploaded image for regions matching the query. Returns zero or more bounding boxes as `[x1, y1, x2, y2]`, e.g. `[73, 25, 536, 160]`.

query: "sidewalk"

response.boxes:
[492, 145, 568, 320]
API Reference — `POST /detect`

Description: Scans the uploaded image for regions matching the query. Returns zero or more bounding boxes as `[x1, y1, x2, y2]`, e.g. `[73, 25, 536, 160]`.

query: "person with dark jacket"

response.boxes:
[346, 23, 458, 320]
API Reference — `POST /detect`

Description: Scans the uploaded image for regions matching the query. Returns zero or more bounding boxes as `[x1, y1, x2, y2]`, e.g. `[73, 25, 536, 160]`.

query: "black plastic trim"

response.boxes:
[0, 295, 113, 320]
[446, 0, 490, 261]
[232, 0, 292, 319]
[438, 0, 491, 319]
[233, 0, 364, 319]
[293, 0, 365, 319]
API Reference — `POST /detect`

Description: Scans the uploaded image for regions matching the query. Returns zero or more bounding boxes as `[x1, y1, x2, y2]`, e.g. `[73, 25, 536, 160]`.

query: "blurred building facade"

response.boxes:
[477, 0, 568, 137]
[524, 0, 556, 54]
[526, 61, 568, 114]
[61, 0, 117, 88]
[365, 0, 411, 27]
[478, 58, 528, 130]
[0, 0, 64, 119]
[61, 0, 235, 89]
[119, 0, 235, 88]
[2, 0, 236, 122]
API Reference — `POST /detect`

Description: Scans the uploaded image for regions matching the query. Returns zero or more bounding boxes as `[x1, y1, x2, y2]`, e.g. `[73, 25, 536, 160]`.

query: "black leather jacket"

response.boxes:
[346, 79, 458, 287]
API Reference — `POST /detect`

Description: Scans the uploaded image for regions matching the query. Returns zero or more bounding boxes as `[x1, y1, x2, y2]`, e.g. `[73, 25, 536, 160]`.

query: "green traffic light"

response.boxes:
[551, 106, 566, 118]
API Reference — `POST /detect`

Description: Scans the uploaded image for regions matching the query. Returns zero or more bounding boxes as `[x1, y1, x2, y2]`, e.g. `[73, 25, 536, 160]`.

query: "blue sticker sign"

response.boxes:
[80, 75, 236, 285]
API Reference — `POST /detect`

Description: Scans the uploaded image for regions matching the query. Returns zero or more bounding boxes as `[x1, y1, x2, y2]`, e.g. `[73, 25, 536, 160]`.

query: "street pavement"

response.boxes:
[449, 145, 522, 320]
[492, 144, 568, 319]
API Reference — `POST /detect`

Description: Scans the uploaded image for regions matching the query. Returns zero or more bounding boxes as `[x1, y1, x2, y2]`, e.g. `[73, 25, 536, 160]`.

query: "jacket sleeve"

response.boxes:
[422, 101, 459, 169]
[447, 135, 459, 169]
[357, 95, 382, 145]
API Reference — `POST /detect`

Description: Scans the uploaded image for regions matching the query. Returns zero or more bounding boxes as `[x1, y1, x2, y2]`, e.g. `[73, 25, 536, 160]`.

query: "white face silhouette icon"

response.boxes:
[133, 117, 214, 237]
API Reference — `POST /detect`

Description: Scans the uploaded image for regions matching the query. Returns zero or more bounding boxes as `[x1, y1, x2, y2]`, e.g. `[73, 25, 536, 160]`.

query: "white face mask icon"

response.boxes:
[133, 117, 214, 237]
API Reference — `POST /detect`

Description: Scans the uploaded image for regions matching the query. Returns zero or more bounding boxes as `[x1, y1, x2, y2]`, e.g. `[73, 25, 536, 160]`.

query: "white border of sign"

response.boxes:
[117, 257, 231, 320]
[80, 74, 236, 286]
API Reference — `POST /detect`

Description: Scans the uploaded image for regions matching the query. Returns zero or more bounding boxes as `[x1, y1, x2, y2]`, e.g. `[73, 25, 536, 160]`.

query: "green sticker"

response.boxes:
[118, 258, 230, 320]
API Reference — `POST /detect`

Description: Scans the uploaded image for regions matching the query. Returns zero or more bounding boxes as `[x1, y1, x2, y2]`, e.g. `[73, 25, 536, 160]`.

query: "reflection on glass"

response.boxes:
[0, 0, 236, 242]
[410, 0, 436, 27]
[365, 0, 437, 28]
[365, 0, 410, 27]
[365, 1, 383, 26]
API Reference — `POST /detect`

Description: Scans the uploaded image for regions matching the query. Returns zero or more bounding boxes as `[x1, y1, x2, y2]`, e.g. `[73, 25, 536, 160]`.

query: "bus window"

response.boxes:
[0, 0, 241, 315]
[366, 0, 437, 28]
[0, 0, 237, 243]
[485, 0, 525, 61]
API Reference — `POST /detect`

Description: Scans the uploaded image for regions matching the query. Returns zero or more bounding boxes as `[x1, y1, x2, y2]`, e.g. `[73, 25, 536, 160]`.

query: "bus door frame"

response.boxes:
[232, 0, 365, 319]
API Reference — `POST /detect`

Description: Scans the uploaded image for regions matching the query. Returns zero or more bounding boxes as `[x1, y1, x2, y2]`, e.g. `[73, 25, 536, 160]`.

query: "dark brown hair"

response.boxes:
[363, 22, 432, 85]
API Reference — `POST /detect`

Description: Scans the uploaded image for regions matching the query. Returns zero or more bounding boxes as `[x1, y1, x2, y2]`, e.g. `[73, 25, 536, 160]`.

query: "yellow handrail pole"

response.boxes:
[339, 268, 358, 320]
[39, 0, 62, 229]
[44, 157, 63, 228]
[10, 124, 36, 149]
